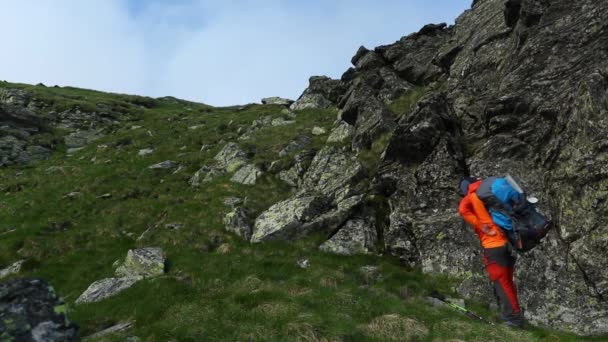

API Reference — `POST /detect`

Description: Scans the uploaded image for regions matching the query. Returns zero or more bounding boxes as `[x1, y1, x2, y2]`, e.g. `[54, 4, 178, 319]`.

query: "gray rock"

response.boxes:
[290, 76, 346, 111]
[223, 207, 252, 241]
[0, 260, 25, 279]
[296, 258, 310, 269]
[85, 322, 133, 340]
[327, 121, 355, 143]
[75, 277, 139, 304]
[214, 142, 249, 172]
[251, 194, 329, 243]
[278, 149, 316, 187]
[0, 278, 78, 341]
[311, 127, 327, 136]
[189, 165, 225, 187]
[301, 146, 365, 203]
[320, 218, 377, 255]
[223, 197, 244, 207]
[261, 97, 295, 106]
[271, 118, 296, 127]
[148, 160, 178, 170]
[64, 130, 99, 149]
[115, 247, 166, 278]
[138, 148, 154, 156]
[359, 265, 382, 284]
[231, 164, 262, 185]
[279, 135, 312, 157]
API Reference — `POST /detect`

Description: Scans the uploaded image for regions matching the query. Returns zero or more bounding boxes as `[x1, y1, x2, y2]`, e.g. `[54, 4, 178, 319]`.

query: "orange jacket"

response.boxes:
[458, 180, 508, 248]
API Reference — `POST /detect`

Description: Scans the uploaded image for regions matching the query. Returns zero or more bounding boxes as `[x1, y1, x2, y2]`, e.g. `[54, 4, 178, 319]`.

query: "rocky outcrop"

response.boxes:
[319, 218, 377, 255]
[0, 104, 52, 166]
[268, 0, 608, 335]
[77, 248, 166, 304]
[0, 260, 25, 279]
[290, 76, 346, 111]
[231, 164, 262, 185]
[261, 97, 294, 106]
[0, 278, 78, 341]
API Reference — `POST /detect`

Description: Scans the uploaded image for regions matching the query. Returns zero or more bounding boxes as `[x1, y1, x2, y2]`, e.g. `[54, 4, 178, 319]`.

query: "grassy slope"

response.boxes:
[0, 82, 601, 341]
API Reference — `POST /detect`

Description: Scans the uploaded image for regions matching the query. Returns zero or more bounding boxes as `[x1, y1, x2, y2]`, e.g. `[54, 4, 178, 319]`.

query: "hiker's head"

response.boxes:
[459, 176, 479, 196]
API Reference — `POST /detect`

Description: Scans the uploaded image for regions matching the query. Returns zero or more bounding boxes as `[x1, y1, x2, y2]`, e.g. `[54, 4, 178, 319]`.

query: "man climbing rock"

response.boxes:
[458, 176, 524, 328]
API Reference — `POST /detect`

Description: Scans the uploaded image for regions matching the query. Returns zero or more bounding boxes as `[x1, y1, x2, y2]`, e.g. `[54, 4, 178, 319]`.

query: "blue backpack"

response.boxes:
[476, 175, 553, 252]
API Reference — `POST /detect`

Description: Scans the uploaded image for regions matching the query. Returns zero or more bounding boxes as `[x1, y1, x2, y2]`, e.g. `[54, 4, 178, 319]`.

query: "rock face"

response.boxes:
[263, 0, 608, 335]
[319, 218, 377, 255]
[0, 278, 78, 341]
[0, 104, 52, 167]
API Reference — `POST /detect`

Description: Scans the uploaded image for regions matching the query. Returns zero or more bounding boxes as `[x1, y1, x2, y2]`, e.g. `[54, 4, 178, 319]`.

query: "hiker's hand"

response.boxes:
[481, 224, 497, 236]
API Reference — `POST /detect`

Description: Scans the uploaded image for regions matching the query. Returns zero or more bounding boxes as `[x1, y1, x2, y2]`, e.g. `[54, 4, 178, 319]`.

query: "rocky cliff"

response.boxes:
[251, 0, 608, 335]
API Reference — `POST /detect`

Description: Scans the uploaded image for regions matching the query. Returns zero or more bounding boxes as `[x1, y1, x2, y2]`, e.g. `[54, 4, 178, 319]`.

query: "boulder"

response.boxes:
[261, 97, 295, 106]
[319, 218, 377, 255]
[213, 142, 248, 172]
[75, 277, 139, 304]
[231, 164, 262, 185]
[0, 278, 78, 341]
[223, 207, 252, 241]
[327, 121, 355, 143]
[251, 194, 329, 243]
[115, 247, 166, 278]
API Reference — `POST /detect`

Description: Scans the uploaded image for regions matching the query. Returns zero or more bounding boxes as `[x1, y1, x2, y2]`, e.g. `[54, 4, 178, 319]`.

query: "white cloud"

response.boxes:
[0, 0, 470, 106]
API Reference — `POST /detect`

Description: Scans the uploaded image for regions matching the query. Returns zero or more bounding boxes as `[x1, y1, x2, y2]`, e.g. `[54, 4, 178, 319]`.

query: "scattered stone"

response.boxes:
[188, 125, 204, 130]
[75, 277, 139, 304]
[312, 127, 327, 135]
[271, 118, 296, 127]
[297, 258, 310, 269]
[0, 278, 78, 341]
[138, 148, 154, 156]
[0, 260, 25, 279]
[319, 218, 377, 256]
[131, 126, 142, 130]
[96, 193, 112, 199]
[268, 159, 291, 173]
[261, 97, 295, 106]
[115, 247, 166, 279]
[231, 164, 263, 185]
[223, 207, 252, 241]
[327, 121, 355, 143]
[85, 322, 134, 340]
[148, 160, 178, 169]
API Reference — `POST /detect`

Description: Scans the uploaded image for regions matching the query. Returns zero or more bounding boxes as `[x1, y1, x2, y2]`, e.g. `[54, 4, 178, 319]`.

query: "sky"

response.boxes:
[0, 0, 470, 106]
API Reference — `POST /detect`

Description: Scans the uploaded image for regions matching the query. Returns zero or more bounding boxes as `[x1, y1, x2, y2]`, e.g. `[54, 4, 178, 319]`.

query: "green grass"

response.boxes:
[0, 82, 601, 341]
[388, 86, 426, 119]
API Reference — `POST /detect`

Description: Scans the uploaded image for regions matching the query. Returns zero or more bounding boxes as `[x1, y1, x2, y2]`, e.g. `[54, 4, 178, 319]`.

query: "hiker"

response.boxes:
[458, 176, 524, 328]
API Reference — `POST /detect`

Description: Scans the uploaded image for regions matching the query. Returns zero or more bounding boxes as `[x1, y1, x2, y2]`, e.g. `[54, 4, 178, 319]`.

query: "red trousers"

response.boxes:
[483, 245, 521, 319]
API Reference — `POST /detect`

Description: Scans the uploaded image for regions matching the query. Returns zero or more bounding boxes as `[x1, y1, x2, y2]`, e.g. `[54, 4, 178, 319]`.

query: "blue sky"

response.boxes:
[0, 1, 470, 106]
